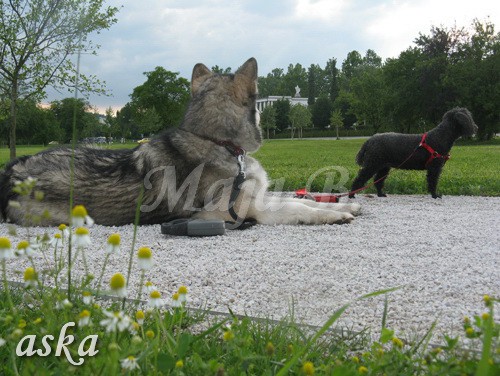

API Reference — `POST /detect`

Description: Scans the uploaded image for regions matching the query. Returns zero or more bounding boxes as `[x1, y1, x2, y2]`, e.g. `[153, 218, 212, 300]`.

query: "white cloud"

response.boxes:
[364, 0, 500, 59]
[44, 0, 500, 112]
[293, 0, 348, 21]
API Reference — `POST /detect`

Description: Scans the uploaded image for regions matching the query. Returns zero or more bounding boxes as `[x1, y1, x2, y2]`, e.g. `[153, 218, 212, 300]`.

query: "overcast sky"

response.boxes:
[44, 0, 499, 114]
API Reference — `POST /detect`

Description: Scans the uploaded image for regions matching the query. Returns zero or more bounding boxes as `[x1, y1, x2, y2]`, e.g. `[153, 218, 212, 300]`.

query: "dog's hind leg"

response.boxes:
[373, 167, 390, 197]
[349, 166, 377, 198]
[426, 164, 443, 198]
[248, 196, 354, 225]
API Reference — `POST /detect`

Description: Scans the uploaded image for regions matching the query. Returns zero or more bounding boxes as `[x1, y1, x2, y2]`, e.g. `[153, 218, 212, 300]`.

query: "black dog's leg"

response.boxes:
[427, 164, 443, 198]
[350, 166, 377, 198]
[374, 167, 390, 197]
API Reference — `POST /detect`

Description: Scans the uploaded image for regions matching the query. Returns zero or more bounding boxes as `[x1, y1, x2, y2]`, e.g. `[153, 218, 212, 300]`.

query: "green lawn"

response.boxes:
[1, 139, 498, 196]
[254, 139, 500, 196]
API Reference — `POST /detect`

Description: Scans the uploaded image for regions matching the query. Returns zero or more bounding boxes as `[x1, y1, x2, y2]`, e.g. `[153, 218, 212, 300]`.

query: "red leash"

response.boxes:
[295, 133, 450, 201]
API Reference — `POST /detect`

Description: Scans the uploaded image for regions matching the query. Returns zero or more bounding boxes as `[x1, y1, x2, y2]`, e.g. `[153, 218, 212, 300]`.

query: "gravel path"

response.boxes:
[3, 194, 499, 340]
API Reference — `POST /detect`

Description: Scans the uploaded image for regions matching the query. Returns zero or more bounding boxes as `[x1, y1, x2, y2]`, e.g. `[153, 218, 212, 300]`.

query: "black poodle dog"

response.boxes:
[350, 107, 478, 199]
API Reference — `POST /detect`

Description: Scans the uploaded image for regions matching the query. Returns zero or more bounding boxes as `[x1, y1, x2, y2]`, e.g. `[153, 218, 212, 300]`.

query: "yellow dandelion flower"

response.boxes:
[175, 360, 184, 369]
[265, 342, 275, 356]
[358, 366, 368, 374]
[465, 327, 475, 337]
[223, 330, 234, 342]
[302, 361, 315, 375]
[146, 330, 155, 339]
[392, 337, 404, 348]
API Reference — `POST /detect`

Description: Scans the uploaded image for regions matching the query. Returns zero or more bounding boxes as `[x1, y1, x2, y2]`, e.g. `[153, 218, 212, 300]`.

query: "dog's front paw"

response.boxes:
[349, 202, 362, 216]
[328, 212, 354, 224]
[431, 194, 442, 199]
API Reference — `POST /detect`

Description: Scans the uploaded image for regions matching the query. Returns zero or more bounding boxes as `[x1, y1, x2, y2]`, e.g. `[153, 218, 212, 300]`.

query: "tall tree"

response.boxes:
[341, 50, 363, 79]
[0, 0, 118, 159]
[274, 98, 291, 131]
[324, 58, 340, 102]
[259, 105, 277, 139]
[307, 64, 323, 105]
[129, 67, 190, 132]
[311, 96, 333, 129]
[258, 68, 285, 97]
[50, 98, 98, 142]
[288, 104, 312, 139]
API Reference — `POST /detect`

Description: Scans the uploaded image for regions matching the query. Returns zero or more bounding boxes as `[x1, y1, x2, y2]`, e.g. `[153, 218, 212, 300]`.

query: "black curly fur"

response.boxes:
[350, 107, 478, 199]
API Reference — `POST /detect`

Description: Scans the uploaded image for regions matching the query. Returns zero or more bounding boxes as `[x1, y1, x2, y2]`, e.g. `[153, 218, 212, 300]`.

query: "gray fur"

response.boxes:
[350, 107, 478, 198]
[0, 57, 361, 226]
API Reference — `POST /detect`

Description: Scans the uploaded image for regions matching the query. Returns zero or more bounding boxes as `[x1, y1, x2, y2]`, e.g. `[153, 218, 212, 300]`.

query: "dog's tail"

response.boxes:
[355, 141, 369, 166]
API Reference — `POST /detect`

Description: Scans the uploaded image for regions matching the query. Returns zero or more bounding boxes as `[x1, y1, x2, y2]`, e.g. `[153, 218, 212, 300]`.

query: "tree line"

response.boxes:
[1, 9, 498, 157]
[258, 19, 499, 140]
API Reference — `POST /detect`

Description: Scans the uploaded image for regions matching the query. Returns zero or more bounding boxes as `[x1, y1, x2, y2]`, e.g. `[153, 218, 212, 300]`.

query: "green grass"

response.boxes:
[253, 139, 500, 196]
[1, 139, 499, 196]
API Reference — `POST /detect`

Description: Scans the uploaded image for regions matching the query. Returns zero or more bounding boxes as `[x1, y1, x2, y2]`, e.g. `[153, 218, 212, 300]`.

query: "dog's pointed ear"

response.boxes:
[191, 63, 212, 96]
[236, 58, 258, 80]
[235, 58, 258, 95]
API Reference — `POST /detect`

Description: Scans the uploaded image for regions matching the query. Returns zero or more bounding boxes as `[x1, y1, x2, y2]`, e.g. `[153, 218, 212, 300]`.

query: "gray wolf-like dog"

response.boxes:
[0, 58, 360, 226]
[349, 107, 477, 199]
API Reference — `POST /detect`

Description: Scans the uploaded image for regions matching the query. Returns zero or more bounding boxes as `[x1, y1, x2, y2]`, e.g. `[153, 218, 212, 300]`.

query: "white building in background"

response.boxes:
[256, 95, 309, 112]
[256, 85, 309, 112]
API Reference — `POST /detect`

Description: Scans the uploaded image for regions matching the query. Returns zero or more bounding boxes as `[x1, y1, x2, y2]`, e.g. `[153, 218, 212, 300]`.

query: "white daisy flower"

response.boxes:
[23, 267, 37, 288]
[171, 293, 181, 308]
[71, 205, 94, 227]
[49, 233, 62, 248]
[137, 247, 153, 270]
[16, 241, 35, 257]
[120, 355, 140, 371]
[148, 290, 164, 308]
[0, 338, 6, 347]
[100, 310, 132, 333]
[78, 310, 91, 327]
[58, 224, 70, 240]
[135, 310, 145, 325]
[82, 291, 94, 305]
[0, 237, 13, 260]
[178, 285, 188, 303]
[73, 227, 91, 248]
[106, 233, 121, 254]
[55, 299, 73, 310]
[110, 273, 127, 298]
[144, 281, 157, 293]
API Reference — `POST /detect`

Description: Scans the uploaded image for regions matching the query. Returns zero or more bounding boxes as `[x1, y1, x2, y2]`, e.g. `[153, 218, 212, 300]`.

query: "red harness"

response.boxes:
[419, 133, 450, 167]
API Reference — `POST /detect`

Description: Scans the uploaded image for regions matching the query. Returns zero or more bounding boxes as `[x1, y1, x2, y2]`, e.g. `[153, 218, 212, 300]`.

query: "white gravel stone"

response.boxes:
[2, 194, 499, 340]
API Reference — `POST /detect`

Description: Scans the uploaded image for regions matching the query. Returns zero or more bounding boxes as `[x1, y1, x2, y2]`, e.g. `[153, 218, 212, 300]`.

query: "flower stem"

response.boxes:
[95, 253, 110, 296]
[136, 270, 145, 303]
[123, 186, 144, 310]
[2, 260, 15, 314]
